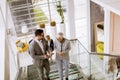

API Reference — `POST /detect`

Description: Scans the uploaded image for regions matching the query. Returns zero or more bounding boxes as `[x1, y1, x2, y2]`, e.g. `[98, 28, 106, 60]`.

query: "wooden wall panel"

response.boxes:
[110, 12, 120, 53]
[113, 13, 120, 52]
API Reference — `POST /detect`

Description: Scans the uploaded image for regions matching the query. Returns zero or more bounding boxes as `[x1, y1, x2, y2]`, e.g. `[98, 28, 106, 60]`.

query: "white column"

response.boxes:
[0, 11, 6, 80]
[57, 23, 66, 37]
[87, 0, 91, 51]
[0, 2, 10, 79]
[0, 0, 6, 20]
[104, 8, 110, 79]
[86, 0, 91, 76]
[104, 9, 110, 60]
[50, 26, 57, 40]
[66, 0, 76, 39]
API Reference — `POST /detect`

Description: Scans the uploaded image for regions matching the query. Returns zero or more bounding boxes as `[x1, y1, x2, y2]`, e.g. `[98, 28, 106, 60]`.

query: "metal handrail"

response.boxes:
[70, 38, 120, 80]
[70, 38, 120, 57]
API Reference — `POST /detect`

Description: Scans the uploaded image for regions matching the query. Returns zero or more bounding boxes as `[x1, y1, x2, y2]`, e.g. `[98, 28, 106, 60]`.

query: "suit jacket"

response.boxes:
[47, 39, 54, 51]
[54, 38, 71, 60]
[29, 39, 49, 67]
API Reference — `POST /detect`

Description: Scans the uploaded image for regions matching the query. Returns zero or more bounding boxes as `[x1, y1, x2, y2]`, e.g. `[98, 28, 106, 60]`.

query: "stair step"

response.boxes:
[17, 62, 87, 80]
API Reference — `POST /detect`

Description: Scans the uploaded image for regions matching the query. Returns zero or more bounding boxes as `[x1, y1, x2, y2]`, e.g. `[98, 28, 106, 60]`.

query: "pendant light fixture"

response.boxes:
[21, 22, 28, 34]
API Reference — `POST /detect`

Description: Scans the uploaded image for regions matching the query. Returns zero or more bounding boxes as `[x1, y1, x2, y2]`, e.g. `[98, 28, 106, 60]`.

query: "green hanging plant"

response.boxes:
[57, 1, 64, 23]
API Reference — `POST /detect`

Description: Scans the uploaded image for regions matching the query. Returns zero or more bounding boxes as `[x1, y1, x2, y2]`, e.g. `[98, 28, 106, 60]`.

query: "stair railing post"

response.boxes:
[89, 53, 92, 80]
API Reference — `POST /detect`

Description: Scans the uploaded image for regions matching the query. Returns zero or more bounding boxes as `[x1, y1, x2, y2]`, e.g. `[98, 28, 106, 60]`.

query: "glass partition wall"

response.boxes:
[70, 39, 120, 80]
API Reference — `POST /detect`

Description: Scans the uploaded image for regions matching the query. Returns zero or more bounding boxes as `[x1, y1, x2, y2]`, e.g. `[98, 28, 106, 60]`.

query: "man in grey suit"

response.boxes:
[54, 33, 71, 80]
[29, 29, 51, 80]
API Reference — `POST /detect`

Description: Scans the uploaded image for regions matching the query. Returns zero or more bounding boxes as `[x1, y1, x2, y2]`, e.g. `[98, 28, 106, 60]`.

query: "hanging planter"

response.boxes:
[39, 23, 45, 28]
[57, 1, 64, 23]
[50, 21, 56, 27]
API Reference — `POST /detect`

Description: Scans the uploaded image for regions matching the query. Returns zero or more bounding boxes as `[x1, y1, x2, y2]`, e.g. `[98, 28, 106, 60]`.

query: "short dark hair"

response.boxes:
[35, 29, 43, 36]
[46, 35, 50, 38]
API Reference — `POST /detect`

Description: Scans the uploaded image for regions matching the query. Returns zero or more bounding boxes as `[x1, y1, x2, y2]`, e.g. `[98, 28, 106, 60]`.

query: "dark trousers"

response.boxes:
[37, 60, 50, 80]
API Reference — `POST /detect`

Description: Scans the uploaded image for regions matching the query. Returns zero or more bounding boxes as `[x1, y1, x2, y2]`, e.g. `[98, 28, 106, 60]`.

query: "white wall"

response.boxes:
[0, 2, 6, 79]
[0, 0, 6, 19]
[0, 0, 17, 80]
[7, 3, 19, 80]
[0, 13, 6, 80]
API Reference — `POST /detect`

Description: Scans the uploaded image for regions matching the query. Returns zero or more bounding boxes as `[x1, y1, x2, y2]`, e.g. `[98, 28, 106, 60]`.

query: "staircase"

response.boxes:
[8, 0, 48, 36]
[17, 62, 87, 80]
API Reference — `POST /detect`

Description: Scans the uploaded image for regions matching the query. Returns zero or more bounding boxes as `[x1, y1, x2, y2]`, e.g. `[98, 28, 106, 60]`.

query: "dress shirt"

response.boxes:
[35, 39, 45, 54]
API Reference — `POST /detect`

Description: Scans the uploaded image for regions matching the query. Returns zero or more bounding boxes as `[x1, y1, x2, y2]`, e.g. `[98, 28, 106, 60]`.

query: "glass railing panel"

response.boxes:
[73, 39, 120, 80]
[15, 38, 120, 80]
[78, 41, 90, 76]
[70, 39, 90, 78]
[89, 53, 120, 80]
[89, 53, 105, 80]
[69, 40, 80, 65]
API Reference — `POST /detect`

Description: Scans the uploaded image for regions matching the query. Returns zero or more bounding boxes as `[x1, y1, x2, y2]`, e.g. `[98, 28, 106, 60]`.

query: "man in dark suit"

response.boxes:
[45, 35, 54, 63]
[29, 29, 51, 80]
[45, 35, 54, 52]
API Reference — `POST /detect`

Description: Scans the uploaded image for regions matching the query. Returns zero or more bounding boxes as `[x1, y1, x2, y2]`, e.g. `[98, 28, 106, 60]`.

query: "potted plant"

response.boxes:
[39, 23, 45, 28]
[50, 21, 56, 27]
[57, 1, 64, 23]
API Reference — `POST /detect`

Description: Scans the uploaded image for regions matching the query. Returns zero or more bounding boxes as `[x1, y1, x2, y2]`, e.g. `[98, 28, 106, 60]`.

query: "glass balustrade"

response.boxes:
[70, 39, 120, 80]
[12, 38, 120, 80]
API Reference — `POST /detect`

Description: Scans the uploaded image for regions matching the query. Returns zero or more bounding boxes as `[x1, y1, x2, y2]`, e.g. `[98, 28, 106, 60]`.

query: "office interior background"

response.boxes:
[1, 0, 120, 80]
